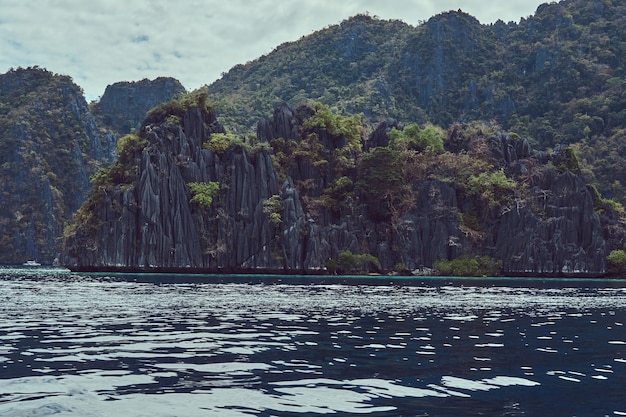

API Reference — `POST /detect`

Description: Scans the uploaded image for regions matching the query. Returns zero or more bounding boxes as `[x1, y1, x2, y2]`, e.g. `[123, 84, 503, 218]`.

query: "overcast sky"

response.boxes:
[1, 0, 547, 102]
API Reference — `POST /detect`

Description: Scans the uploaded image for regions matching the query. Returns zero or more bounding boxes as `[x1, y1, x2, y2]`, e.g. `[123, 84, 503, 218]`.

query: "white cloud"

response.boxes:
[0, 0, 544, 101]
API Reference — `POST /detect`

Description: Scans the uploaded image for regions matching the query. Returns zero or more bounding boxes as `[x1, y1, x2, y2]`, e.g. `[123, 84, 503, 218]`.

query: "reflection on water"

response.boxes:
[0, 269, 626, 416]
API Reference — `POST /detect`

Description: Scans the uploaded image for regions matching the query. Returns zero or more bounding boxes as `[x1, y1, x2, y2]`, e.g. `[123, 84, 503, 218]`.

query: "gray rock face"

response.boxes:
[95, 77, 186, 134]
[64, 105, 286, 270]
[257, 103, 299, 142]
[495, 170, 605, 274]
[365, 118, 398, 150]
[396, 180, 463, 270]
[489, 131, 533, 165]
[0, 67, 118, 264]
[64, 103, 621, 275]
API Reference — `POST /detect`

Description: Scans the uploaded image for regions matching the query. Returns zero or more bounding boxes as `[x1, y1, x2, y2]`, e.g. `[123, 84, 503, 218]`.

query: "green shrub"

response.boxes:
[108, 162, 138, 186]
[336, 250, 379, 273]
[146, 89, 213, 124]
[90, 167, 112, 189]
[357, 147, 411, 220]
[588, 183, 603, 210]
[389, 123, 445, 154]
[204, 132, 257, 155]
[262, 195, 283, 227]
[607, 248, 626, 275]
[165, 114, 181, 125]
[433, 255, 502, 276]
[108, 134, 146, 185]
[466, 169, 517, 208]
[325, 258, 339, 274]
[188, 181, 219, 208]
[558, 146, 580, 173]
[604, 199, 625, 215]
[116, 134, 146, 163]
[205, 133, 231, 154]
[316, 176, 354, 212]
[588, 183, 625, 215]
[301, 102, 362, 151]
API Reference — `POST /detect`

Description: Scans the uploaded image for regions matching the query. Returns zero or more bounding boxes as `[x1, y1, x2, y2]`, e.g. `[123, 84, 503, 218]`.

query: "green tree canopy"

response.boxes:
[388, 123, 445, 154]
[607, 247, 626, 275]
[188, 181, 219, 208]
[301, 102, 362, 151]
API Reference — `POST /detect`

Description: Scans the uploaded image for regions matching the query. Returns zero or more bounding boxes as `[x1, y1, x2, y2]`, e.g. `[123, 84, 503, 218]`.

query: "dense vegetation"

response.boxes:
[607, 244, 626, 275]
[433, 256, 503, 277]
[208, 0, 626, 206]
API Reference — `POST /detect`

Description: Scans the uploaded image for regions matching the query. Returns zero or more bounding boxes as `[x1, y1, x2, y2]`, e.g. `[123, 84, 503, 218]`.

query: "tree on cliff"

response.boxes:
[607, 245, 626, 276]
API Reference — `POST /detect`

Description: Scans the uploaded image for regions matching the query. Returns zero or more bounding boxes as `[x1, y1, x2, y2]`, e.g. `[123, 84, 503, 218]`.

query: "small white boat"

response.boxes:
[22, 260, 42, 267]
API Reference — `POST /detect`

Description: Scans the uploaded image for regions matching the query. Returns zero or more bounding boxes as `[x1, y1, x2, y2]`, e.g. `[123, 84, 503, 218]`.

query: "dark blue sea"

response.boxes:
[1, 267, 626, 416]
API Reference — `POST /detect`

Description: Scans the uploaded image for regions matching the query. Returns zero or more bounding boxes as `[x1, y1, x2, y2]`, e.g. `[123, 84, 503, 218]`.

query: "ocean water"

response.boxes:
[1, 268, 626, 416]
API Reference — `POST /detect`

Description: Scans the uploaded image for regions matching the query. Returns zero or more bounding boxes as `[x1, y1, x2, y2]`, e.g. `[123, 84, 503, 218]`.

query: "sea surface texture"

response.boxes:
[1, 268, 625, 416]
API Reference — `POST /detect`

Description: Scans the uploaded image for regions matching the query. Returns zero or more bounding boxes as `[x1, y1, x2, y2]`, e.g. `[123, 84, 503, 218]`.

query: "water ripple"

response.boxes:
[1, 272, 625, 416]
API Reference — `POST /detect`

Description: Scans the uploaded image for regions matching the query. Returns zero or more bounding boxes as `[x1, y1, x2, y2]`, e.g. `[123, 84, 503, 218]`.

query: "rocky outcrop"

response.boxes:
[495, 169, 606, 274]
[395, 180, 463, 270]
[365, 118, 398, 150]
[64, 102, 624, 276]
[64, 103, 285, 270]
[256, 103, 300, 142]
[94, 77, 186, 135]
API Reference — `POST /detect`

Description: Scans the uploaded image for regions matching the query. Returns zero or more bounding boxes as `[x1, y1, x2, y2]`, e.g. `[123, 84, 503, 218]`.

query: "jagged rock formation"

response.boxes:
[9, 2, 626, 272]
[495, 169, 605, 273]
[63, 101, 624, 275]
[93, 77, 186, 135]
[64, 98, 283, 270]
[0, 67, 117, 264]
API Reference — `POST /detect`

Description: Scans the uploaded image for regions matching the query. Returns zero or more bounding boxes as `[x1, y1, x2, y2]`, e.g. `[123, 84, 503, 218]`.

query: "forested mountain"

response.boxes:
[208, 0, 626, 204]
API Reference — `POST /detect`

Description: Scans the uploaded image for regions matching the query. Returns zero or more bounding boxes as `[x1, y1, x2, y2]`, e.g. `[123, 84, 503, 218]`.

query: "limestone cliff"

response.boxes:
[0, 67, 116, 264]
[0, 69, 190, 264]
[63, 99, 625, 275]
[93, 77, 186, 135]
[64, 94, 283, 270]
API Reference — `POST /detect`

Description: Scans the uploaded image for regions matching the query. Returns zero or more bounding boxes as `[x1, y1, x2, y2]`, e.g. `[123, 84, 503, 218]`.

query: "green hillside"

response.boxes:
[207, 0, 626, 204]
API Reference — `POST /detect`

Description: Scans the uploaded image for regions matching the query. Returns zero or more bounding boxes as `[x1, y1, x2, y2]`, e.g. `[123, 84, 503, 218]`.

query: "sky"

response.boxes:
[0, 0, 547, 102]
